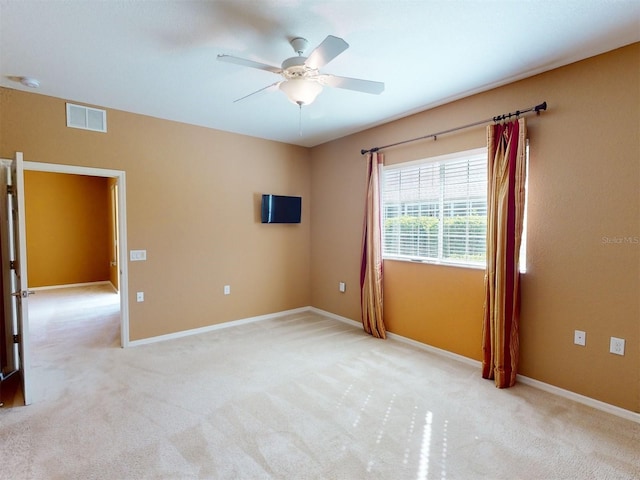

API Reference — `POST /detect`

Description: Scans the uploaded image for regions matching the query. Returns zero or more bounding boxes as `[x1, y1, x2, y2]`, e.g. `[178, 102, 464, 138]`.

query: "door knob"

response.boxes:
[11, 290, 35, 298]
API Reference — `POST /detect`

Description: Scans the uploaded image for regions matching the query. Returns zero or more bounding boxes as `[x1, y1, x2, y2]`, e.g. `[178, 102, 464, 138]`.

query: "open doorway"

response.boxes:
[23, 161, 129, 349]
[24, 162, 129, 347]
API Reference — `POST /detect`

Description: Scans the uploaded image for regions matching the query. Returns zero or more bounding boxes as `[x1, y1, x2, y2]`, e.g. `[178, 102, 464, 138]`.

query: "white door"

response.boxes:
[0, 161, 17, 380]
[0, 152, 32, 405]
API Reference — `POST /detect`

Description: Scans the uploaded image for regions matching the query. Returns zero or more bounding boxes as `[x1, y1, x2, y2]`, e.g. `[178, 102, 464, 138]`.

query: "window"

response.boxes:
[382, 148, 488, 267]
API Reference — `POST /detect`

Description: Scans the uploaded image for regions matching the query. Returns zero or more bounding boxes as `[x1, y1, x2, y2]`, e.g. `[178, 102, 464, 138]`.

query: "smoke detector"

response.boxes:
[20, 77, 40, 88]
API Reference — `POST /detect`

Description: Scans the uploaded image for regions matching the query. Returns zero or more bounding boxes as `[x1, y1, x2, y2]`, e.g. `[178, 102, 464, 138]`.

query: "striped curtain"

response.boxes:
[482, 118, 527, 388]
[360, 151, 386, 339]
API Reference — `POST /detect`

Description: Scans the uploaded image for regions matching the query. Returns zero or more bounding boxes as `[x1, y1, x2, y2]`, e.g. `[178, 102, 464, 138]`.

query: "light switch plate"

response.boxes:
[130, 250, 147, 261]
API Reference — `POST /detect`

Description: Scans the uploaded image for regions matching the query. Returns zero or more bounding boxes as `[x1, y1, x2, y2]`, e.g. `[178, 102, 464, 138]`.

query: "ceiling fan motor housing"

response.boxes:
[281, 56, 318, 79]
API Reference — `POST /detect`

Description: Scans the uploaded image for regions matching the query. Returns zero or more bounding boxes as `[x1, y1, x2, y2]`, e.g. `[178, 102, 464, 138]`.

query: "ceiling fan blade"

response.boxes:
[305, 35, 349, 69]
[217, 54, 281, 74]
[322, 75, 385, 95]
[233, 81, 282, 103]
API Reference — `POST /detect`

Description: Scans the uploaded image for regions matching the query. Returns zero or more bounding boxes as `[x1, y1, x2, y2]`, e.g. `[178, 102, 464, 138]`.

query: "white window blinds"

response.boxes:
[382, 148, 487, 266]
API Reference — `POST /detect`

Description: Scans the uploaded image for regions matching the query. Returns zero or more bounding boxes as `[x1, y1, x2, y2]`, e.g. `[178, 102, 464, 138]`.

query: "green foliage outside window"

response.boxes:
[384, 214, 486, 263]
[442, 215, 486, 262]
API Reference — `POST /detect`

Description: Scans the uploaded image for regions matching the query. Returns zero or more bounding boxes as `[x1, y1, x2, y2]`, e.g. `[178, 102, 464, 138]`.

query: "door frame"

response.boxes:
[23, 161, 130, 347]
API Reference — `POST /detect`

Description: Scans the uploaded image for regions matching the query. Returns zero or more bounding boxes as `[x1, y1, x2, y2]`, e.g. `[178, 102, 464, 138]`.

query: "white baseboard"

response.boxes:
[31, 281, 114, 291]
[387, 330, 482, 368]
[128, 306, 310, 347]
[515, 374, 640, 423]
[309, 307, 362, 328]
[310, 307, 481, 368]
[309, 307, 640, 424]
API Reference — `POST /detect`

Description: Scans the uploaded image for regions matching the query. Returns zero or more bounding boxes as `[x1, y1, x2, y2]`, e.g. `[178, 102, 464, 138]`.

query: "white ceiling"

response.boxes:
[1, 1, 639, 147]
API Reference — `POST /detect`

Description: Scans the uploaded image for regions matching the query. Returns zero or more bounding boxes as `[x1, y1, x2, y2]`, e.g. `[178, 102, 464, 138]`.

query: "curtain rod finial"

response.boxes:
[535, 101, 547, 114]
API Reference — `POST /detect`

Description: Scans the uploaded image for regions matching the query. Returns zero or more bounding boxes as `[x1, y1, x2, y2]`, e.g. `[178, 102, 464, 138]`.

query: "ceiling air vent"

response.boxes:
[66, 103, 107, 132]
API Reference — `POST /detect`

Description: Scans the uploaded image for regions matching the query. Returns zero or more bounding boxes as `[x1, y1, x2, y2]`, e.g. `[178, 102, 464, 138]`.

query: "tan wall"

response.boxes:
[310, 43, 640, 413]
[24, 171, 110, 288]
[0, 89, 311, 340]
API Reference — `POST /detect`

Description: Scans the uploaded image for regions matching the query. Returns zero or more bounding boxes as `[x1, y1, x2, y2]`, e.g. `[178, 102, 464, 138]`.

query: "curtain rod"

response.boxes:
[360, 101, 547, 155]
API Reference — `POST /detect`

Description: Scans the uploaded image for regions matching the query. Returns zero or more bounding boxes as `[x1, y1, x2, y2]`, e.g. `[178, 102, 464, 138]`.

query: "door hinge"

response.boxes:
[9, 260, 16, 270]
[7, 185, 15, 195]
[13, 334, 20, 343]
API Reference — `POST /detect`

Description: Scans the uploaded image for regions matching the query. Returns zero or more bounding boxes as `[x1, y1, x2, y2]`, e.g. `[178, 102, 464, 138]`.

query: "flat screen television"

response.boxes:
[261, 194, 302, 224]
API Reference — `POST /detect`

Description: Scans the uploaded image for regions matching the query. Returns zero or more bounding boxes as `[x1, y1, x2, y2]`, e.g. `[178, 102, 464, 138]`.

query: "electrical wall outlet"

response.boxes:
[223, 285, 231, 295]
[339, 282, 346, 293]
[136, 292, 144, 302]
[574, 330, 586, 346]
[610, 337, 625, 356]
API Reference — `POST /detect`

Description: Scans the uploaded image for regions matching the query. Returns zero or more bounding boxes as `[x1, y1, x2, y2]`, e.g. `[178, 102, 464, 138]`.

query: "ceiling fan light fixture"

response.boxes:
[279, 78, 322, 106]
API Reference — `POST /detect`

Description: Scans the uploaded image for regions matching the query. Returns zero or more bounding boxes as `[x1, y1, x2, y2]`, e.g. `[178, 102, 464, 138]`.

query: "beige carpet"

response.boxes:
[0, 284, 638, 479]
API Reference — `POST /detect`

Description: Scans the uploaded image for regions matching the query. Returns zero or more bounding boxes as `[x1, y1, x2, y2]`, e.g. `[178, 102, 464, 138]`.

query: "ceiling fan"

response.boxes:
[217, 35, 384, 106]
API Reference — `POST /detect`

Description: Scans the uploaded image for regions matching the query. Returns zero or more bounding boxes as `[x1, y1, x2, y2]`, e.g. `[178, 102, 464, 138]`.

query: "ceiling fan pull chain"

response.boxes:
[298, 103, 303, 136]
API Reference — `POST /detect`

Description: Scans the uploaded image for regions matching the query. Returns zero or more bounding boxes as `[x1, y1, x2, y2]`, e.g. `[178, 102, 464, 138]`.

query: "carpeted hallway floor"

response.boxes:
[1, 284, 639, 479]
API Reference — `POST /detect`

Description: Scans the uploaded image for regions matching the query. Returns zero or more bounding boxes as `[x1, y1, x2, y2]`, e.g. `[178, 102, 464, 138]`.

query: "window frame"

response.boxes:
[381, 147, 489, 270]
